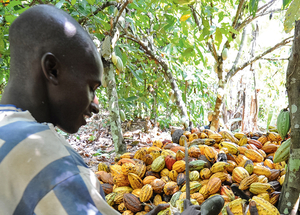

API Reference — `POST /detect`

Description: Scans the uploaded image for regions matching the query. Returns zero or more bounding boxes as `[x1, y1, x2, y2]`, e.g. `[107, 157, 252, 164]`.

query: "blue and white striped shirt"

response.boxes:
[0, 105, 121, 215]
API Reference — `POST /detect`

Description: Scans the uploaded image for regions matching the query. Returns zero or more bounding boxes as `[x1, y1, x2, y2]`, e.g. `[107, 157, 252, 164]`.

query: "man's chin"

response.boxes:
[57, 124, 80, 134]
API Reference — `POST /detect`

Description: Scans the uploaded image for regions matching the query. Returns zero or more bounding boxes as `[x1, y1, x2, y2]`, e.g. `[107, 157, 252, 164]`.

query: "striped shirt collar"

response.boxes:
[0, 104, 23, 112]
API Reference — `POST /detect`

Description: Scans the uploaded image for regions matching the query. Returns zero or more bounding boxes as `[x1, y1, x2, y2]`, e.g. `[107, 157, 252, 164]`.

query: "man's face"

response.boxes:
[49, 47, 102, 133]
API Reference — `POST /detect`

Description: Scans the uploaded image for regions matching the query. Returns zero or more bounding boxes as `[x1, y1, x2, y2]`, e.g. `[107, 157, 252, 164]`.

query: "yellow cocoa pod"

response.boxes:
[246, 196, 280, 215]
[253, 166, 272, 178]
[172, 160, 186, 173]
[257, 175, 268, 183]
[140, 184, 153, 202]
[189, 170, 200, 181]
[238, 135, 248, 146]
[257, 193, 270, 202]
[181, 181, 202, 194]
[234, 132, 246, 140]
[132, 189, 141, 198]
[200, 168, 212, 180]
[128, 173, 143, 190]
[98, 162, 110, 172]
[135, 160, 146, 178]
[219, 141, 239, 155]
[169, 170, 178, 181]
[249, 182, 275, 195]
[153, 194, 162, 206]
[118, 202, 127, 213]
[153, 140, 163, 148]
[150, 150, 161, 160]
[122, 162, 136, 176]
[232, 167, 249, 183]
[191, 193, 205, 204]
[239, 174, 258, 190]
[160, 168, 170, 177]
[210, 161, 228, 173]
[279, 174, 285, 185]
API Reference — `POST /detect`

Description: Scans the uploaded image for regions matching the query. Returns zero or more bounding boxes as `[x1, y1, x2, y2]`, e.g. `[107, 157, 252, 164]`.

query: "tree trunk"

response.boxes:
[210, 63, 225, 132]
[250, 22, 259, 132]
[163, 68, 189, 128]
[102, 63, 127, 155]
[278, 20, 300, 214]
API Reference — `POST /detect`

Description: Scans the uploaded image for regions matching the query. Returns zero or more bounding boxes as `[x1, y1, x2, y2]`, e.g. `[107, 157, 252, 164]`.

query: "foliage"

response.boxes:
[0, 0, 294, 130]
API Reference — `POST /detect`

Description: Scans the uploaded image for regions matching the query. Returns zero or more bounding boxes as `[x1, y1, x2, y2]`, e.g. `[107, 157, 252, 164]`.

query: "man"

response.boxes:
[0, 5, 201, 215]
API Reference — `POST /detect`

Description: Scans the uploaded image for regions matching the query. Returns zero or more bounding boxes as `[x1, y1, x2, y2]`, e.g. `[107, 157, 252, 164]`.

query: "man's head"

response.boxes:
[3, 5, 103, 133]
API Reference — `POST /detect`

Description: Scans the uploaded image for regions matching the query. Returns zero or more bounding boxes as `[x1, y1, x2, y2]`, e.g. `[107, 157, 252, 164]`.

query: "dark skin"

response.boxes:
[1, 5, 101, 134]
[0, 5, 201, 215]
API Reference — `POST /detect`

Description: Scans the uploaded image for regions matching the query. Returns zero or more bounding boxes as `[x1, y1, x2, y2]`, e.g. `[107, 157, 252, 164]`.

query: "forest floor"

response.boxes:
[66, 110, 173, 172]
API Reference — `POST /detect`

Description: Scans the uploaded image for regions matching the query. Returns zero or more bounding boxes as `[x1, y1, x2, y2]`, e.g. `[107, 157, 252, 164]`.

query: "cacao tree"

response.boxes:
[278, 19, 300, 214]
[190, 0, 293, 131]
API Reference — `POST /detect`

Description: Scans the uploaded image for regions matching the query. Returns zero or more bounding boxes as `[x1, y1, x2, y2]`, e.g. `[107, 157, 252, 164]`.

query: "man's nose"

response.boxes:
[91, 95, 99, 114]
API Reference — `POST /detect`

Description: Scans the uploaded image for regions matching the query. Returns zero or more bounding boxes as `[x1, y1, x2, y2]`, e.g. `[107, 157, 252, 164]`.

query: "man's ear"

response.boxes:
[41, 52, 60, 85]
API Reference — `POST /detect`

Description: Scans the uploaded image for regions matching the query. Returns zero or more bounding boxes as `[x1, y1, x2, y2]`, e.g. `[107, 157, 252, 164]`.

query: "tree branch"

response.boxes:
[232, 0, 246, 29]
[226, 36, 293, 80]
[236, 8, 282, 32]
[113, 0, 129, 29]
[122, 33, 167, 70]
[260, 57, 289, 61]
[230, 27, 247, 72]
[78, 1, 117, 25]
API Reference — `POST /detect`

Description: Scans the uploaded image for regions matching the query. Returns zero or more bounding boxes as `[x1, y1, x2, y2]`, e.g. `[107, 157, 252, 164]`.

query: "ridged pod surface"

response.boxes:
[246, 196, 280, 215]
[151, 156, 166, 172]
[172, 160, 186, 173]
[244, 149, 264, 162]
[139, 184, 153, 202]
[276, 108, 291, 139]
[249, 182, 275, 195]
[239, 174, 258, 190]
[123, 193, 143, 213]
[206, 177, 222, 195]
[128, 173, 143, 189]
[150, 178, 165, 193]
[232, 167, 249, 183]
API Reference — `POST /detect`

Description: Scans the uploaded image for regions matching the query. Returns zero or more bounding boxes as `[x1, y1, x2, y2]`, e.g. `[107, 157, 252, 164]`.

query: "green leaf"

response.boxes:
[131, 69, 144, 82]
[283, 0, 293, 9]
[0, 33, 4, 55]
[126, 96, 138, 102]
[88, 135, 96, 141]
[86, 0, 95, 5]
[249, 0, 259, 17]
[215, 27, 222, 48]
[55, 0, 65, 9]
[4, 15, 17, 24]
[284, 0, 300, 33]
[266, 110, 273, 132]
[6, 0, 21, 9]
[71, 0, 76, 5]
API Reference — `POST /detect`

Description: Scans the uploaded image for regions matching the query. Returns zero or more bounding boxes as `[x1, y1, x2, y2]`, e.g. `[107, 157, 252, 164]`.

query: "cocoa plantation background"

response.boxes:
[1, 0, 300, 214]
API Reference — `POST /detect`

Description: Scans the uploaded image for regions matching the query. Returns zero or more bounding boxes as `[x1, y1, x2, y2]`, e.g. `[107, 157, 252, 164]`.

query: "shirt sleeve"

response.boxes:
[34, 170, 121, 215]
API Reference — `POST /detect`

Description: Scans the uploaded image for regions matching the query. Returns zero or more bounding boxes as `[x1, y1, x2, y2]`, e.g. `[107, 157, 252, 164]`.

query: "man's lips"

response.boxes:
[83, 114, 92, 125]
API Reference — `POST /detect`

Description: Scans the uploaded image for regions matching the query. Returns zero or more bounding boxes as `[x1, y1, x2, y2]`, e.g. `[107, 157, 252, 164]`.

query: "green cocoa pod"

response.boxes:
[120, 110, 125, 122]
[276, 108, 291, 139]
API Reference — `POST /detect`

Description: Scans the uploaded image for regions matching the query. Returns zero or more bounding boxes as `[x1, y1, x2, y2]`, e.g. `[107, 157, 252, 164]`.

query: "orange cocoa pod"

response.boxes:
[239, 174, 258, 190]
[143, 176, 157, 185]
[248, 139, 263, 149]
[244, 149, 264, 162]
[261, 144, 278, 154]
[206, 177, 222, 195]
